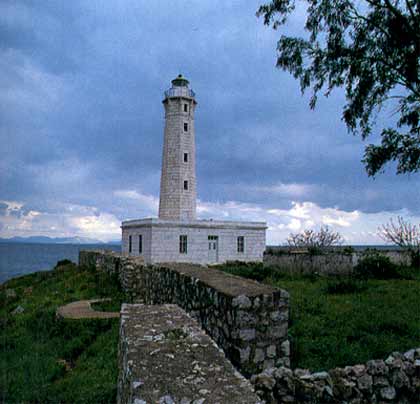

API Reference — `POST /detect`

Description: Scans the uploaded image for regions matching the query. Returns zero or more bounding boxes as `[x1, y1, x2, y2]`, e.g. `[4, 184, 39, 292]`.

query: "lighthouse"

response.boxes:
[159, 75, 197, 221]
[121, 75, 266, 264]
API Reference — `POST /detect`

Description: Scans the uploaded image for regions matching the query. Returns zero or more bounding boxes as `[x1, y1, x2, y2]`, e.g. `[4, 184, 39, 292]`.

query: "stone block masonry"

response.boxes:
[263, 249, 412, 276]
[252, 348, 420, 403]
[79, 250, 290, 377]
[117, 304, 262, 404]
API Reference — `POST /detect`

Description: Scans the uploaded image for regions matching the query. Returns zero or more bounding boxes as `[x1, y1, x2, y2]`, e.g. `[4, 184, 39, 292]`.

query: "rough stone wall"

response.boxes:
[264, 253, 354, 275]
[117, 304, 262, 404]
[264, 250, 412, 275]
[252, 349, 420, 403]
[79, 250, 290, 377]
[78, 250, 121, 275]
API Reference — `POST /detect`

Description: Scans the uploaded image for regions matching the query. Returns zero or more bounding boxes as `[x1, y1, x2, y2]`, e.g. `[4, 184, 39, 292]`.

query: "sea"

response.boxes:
[0, 243, 121, 284]
[0, 243, 399, 285]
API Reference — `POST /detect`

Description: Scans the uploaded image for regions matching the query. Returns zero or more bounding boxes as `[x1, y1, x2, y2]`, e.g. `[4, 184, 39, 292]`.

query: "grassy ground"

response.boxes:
[217, 262, 420, 371]
[0, 262, 125, 403]
[2, 259, 419, 402]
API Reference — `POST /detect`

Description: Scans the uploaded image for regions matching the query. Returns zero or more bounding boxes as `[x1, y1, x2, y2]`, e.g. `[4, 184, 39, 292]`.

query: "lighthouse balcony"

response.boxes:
[164, 87, 195, 99]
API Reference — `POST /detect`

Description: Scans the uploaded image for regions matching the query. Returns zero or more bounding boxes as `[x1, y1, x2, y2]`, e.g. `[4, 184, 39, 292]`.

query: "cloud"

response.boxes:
[0, 199, 120, 241]
[1, 0, 419, 244]
[114, 190, 158, 211]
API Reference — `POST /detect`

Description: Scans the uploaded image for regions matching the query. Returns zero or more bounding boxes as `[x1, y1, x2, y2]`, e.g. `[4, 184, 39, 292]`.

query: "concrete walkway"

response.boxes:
[56, 299, 120, 319]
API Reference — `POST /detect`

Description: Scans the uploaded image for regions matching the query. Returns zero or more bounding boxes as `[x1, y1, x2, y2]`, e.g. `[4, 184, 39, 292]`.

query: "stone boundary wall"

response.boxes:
[252, 348, 420, 403]
[118, 304, 262, 404]
[79, 250, 290, 377]
[263, 250, 411, 275]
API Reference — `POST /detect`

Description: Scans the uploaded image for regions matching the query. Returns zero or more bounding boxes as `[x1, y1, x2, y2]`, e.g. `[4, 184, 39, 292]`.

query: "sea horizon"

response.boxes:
[0, 242, 121, 284]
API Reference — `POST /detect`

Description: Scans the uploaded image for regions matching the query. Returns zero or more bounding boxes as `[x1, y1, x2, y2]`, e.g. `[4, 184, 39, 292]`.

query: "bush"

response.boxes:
[324, 278, 367, 294]
[264, 247, 287, 256]
[55, 259, 74, 269]
[354, 253, 401, 279]
[216, 262, 287, 282]
[342, 246, 355, 255]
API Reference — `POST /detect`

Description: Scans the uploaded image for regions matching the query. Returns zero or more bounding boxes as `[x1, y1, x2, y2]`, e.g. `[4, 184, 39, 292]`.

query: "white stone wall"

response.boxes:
[121, 226, 153, 262]
[122, 219, 266, 264]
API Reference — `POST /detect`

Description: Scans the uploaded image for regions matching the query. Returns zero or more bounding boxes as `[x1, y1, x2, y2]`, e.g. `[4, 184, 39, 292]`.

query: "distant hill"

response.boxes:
[0, 236, 121, 245]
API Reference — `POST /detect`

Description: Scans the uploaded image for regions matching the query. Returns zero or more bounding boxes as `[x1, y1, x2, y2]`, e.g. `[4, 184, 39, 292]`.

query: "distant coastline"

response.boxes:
[0, 236, 121, 245]
[0, 242, 121, 284]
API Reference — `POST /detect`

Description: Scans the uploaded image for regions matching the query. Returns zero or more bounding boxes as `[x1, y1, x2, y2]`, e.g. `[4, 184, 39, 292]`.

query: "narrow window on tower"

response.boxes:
[183, 153, 188, 163]
[184, 103, 188, 112]
[128, 235, 132, 253]
[237, 236, 244, 253]
[138, 235, 142, 254]
[184, 122, 188, 132]
[184, 180, 188, 190]
[179, 235, 188, 254]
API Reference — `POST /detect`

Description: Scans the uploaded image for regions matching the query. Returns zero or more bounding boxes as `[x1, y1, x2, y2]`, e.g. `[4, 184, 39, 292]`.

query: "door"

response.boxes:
[208, 235, 218, 263]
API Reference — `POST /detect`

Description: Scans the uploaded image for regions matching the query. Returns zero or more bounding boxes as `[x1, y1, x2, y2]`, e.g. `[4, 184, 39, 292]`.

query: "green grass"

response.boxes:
[0, 262, 125, 403]
[2, 259, 419, 401]
[216, 262, 420, 371]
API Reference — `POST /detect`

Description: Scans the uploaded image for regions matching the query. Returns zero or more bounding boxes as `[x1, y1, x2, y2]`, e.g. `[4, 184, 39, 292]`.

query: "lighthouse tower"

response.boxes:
[121, 75, 266, 264]
[159, 75, 197, 221]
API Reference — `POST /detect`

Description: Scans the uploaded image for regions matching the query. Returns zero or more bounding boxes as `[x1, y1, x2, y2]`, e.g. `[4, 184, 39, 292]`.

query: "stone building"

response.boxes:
[121, 75, 266, 264]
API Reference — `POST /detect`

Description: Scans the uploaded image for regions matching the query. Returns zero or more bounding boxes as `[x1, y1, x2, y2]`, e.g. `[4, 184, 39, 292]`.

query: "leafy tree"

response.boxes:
[257, 0, 420, 175]
[379, 216, 420, 266]
[287, 225, 343, 251]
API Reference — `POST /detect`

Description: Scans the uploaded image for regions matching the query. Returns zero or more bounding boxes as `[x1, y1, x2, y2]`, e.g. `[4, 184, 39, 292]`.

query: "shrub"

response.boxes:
[354, 253, 401, 279]
[342, 246, 355, 255]
[324, 278, 367, 294]
[265, 247, 287, 256]
[216, 262, 288, 282]
[55, 259, 74, 268]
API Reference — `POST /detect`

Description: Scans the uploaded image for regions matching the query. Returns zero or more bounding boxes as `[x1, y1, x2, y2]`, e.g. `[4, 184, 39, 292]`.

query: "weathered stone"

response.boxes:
[311, 371, 330, 381]
[253, 297, 261, 309]
[294, 368, 310, 378]
[232, 295, 252, 309]
[237, 311, 257, 326]
[380, 386, 396, 400]
[367, 360, 389, 376]
[240, 328, 256, 341]
[271, 324, 287, 339]
[251, 368, 276, 391]
[276, 357, 290, 368]
[280, 340, 290, 357]
[404, 349, 416, 361]
[251, 347, 420, 404]
[240, 347, 251, 363]
[159, 396, 175, 404]
[81, 251, 290, 378]
[118, 304, 261, 404]
[357, 373, 373, 392]
[254, 348, 265, 363]
[267, 345, 276, 358]
[263, 359, 274, 369]
[374, 376, 390, 387]
[353, 364, 367, 378]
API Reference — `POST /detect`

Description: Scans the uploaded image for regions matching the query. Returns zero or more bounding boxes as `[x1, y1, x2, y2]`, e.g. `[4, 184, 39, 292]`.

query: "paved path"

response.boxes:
[56, 299, 120, 319]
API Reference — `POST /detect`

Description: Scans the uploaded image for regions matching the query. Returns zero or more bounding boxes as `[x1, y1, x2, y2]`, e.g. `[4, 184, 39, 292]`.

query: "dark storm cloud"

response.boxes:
[1, 0, 419, 232]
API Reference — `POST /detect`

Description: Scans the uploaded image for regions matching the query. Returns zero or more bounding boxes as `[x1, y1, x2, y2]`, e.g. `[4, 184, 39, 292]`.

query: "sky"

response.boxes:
[1, 0, 419, 244]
